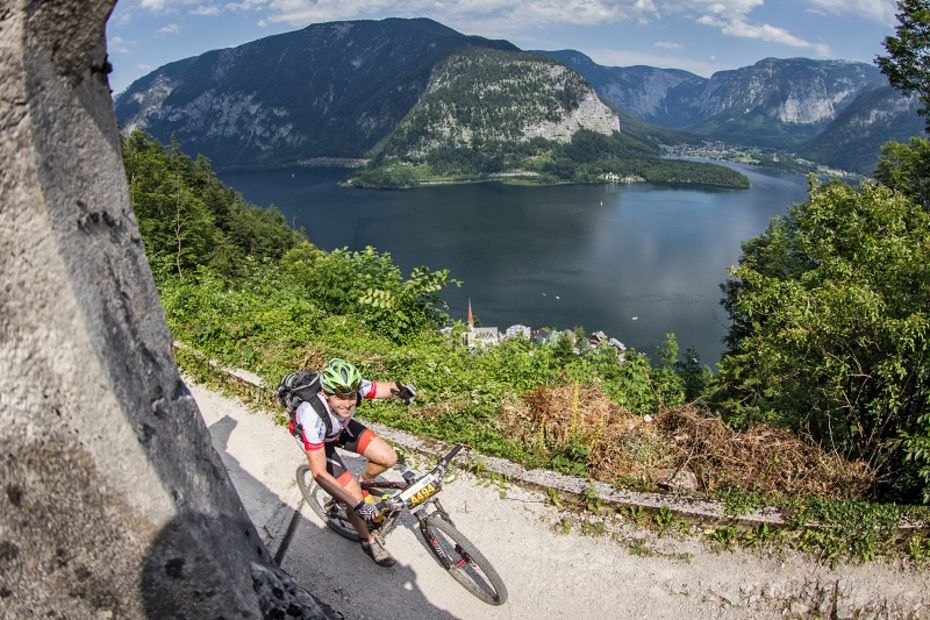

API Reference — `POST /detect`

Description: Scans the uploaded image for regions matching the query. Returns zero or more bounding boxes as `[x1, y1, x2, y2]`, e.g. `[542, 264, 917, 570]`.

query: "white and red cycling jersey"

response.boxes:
[291, 379, 376, 451]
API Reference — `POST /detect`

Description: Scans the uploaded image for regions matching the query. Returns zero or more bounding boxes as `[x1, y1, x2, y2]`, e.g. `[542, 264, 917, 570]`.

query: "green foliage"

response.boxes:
[654, 505, 674, 537]
[741, 523, 775, 548]
[708, 525, 738, 552]
[653, 334, 686, 409]
[716, 178, 930, 502]
[627, 538, 654, 557]
[876, 0, 930, 130]
[122, 131, 301, 277]
[875, 136, 930, 208]
[674, 345, 715, 402]
[283, 245, 458, 342]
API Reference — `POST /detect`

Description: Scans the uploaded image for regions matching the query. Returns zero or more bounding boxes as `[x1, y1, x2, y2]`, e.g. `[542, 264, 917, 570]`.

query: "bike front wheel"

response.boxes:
[421, 514, 508, 606]
[295, 465, 360, 542]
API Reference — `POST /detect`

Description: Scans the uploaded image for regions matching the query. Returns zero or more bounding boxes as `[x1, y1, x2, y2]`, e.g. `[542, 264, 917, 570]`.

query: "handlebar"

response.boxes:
[373, 443, 465, 515]
[437, 443, 465, 470]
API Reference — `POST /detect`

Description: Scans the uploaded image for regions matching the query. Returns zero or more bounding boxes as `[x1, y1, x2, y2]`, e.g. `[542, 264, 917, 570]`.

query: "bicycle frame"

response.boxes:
[362, 443, 464, 540]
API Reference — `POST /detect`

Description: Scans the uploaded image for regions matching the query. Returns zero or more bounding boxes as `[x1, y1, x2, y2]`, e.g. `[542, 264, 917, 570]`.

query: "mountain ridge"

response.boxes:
[114, 18, 924, 176]
[115, 18, 519, 168]
[537, 49, 923, 172]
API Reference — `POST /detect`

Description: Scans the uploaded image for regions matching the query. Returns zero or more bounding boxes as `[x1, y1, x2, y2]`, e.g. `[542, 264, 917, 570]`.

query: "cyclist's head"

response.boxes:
[320, 357, 362, 395]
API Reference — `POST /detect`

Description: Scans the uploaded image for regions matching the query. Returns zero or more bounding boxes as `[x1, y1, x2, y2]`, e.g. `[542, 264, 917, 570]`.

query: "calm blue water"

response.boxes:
[218, 164, 809, 364]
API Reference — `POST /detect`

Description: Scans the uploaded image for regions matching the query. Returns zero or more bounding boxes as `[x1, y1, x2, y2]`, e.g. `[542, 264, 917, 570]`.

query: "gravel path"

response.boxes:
[189, 381, 930, 619]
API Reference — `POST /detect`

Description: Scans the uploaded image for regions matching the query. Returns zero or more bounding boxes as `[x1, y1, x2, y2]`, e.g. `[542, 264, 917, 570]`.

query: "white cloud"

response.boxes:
[192, 5, 222, 15]
[260, 0, 657, 29]
[804, 0, 897, 25]
[136, 63, 155, 71]
[229, 0, 272, 10]
[702, 16, 831, 56]
[662, 0, 764, 19]
[654, 41, 683, 49]
[108, 36, 133, 53]
[157, 23, 181, 35]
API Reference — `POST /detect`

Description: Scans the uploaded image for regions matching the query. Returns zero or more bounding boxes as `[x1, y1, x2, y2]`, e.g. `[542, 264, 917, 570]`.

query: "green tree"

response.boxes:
[716, 179, 930, 501]
[674, 346, 714, 402]
[875, 137, 930, 209]
[876, 0, 930, 130]
[652, 334, 686, 409]
[553, 332, 576, 366]
[121, 130, 301, 278]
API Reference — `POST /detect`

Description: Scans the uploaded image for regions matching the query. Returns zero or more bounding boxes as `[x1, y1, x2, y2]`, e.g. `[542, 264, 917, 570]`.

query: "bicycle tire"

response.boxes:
[295, 465, 360, 542]
[421, 514, 508, 606]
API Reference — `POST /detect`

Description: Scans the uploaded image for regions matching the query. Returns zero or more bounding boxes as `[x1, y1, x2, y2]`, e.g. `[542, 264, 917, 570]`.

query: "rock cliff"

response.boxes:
[380, 48, 619, 161]
[0, 1, 327, 616]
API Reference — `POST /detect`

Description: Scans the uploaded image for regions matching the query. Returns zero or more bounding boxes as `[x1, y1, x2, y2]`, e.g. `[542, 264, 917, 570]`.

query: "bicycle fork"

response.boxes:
[417, 501, 470, 569]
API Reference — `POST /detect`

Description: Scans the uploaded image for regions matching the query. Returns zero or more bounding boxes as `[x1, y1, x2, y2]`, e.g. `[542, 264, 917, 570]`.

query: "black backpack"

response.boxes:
[276, 370, 333, 439]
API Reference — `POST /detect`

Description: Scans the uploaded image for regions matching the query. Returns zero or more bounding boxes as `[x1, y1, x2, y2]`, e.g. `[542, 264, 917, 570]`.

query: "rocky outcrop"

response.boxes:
[380, 49, 620, 161]
[0, 1, 326, 616]
[523, 90, 620, 142]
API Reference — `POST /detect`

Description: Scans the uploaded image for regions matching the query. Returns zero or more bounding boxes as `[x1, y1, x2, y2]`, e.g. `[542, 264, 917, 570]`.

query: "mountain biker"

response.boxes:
[290, 357, 416, 567]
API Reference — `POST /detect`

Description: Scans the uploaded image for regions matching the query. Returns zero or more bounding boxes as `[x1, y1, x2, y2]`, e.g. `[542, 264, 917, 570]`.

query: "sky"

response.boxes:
[106, 0, 902, 95]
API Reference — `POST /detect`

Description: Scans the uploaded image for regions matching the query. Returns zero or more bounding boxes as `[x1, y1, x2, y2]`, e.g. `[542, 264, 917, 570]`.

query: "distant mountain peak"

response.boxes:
[113, 17, 924, 176]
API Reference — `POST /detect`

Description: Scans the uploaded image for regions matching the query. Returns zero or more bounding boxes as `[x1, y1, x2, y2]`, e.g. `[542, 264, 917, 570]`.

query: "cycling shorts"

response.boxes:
[317, 418, 376, 487]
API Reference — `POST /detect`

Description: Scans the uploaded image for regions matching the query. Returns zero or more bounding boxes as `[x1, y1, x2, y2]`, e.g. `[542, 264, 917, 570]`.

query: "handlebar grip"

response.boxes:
[440, 443, 464, 467]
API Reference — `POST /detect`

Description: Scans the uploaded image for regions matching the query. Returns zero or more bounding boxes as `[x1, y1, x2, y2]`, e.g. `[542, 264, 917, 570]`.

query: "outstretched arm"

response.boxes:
[365, 381, 416, 403]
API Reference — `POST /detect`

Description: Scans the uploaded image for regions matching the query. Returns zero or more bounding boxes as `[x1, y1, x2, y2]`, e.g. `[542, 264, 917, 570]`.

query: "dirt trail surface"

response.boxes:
[189, 381, 930, 619]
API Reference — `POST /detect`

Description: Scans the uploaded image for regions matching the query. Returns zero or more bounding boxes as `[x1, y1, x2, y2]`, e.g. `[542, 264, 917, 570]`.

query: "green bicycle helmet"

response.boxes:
[320, 358, 362, 395]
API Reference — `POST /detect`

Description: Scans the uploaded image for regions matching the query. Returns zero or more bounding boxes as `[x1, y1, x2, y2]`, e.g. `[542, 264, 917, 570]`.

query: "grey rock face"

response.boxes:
[114, 18, 519, 168]
[0, 1, 326, 616]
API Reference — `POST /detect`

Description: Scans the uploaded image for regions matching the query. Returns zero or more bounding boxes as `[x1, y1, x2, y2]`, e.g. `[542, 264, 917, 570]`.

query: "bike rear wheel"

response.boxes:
[421, 514, 508, 606]
[295, 465, 360, 542]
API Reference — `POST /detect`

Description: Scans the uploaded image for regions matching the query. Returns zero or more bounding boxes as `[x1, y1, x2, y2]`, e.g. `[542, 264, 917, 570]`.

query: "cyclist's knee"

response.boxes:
[370, 445, 397, 470]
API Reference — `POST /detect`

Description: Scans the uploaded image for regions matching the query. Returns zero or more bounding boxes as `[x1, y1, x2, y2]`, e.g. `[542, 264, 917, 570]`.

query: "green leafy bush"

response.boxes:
[717, 178, 930, 502]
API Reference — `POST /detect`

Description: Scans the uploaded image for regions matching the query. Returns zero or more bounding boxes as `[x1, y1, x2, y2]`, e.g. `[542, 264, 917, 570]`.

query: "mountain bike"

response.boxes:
[295, 443, 508, 606]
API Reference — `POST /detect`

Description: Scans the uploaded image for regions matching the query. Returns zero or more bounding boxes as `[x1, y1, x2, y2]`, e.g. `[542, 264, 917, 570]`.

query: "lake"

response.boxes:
[218, 164, 810, 364]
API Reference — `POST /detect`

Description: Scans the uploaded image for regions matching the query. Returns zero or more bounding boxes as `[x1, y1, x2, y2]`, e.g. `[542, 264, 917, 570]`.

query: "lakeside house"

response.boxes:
[461, 301, 627, 363]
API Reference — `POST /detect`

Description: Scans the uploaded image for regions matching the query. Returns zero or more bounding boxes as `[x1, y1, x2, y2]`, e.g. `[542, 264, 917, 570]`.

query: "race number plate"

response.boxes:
[408, 482, 438, 507]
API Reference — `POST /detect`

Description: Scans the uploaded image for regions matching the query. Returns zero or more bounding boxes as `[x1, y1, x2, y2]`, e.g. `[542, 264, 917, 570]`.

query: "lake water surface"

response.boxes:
[218, 164, 810, 364]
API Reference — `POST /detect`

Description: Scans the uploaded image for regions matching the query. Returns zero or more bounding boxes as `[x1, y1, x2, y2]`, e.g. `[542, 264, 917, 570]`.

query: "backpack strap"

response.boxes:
[291, 392, 335, 441]
[307, 393, 334, 439]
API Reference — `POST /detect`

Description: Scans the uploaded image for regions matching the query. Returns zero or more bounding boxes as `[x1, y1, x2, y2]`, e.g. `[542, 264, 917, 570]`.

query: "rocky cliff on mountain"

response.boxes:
[800, 86, 923, 173]
[543, 50, 924, 171]
[378, 48, 619, 162]
[115, 18, 517, 168]
[540, 50, 707, 128]
[687, 57, 886, 147]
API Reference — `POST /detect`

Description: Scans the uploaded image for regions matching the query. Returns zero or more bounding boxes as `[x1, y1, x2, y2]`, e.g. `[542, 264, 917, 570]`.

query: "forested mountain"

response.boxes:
[799, 86, 923, 173]
[541, 50, 924, 172]
[116, 17, 923, 177]
[115, 18, 748, 188]
[381, 48, 618, 156]
[684, 57, 885, 148]
[114, 18, 516, 168]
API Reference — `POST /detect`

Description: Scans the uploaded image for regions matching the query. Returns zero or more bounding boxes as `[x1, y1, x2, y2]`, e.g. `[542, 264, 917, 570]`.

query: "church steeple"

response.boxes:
[467, 298, 474, 329]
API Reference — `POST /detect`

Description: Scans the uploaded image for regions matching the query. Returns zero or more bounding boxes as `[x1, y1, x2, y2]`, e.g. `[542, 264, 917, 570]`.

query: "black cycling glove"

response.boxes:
[353, 500, 378, 523]
[391, 381, 417, 405]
